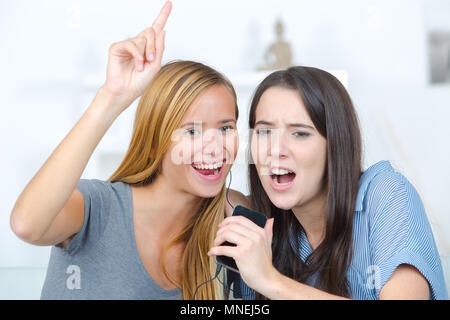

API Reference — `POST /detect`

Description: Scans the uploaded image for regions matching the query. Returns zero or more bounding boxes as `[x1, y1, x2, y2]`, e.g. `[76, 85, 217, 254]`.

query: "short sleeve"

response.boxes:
[368, 173, 448, 300]
[62, 179, 112, 255]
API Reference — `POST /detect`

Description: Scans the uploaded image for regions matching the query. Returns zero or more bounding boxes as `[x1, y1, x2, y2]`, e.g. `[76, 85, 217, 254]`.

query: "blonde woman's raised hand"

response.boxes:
[102, 1, 172, 108]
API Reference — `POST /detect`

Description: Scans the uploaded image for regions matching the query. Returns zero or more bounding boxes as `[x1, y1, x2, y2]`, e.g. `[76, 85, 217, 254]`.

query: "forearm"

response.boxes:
[259, 270, 350, 300]
[11, 87, 126, 238]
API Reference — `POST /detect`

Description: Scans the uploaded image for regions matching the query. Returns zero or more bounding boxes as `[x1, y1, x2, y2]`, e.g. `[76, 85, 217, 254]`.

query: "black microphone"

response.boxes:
[215, 205, 268, 273]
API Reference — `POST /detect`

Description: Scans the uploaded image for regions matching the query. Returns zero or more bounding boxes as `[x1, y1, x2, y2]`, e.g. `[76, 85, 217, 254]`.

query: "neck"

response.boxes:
[134, 174, 202, 240]
[291, 188, 328, 250]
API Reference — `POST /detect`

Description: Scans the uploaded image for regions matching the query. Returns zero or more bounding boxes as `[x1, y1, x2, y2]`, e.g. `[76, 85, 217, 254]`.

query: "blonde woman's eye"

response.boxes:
[185, 128, 200, 136]
[219, 125, 234, 133]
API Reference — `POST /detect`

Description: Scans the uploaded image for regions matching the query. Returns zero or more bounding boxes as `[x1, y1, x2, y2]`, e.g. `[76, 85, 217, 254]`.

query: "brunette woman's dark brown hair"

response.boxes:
[248, 66, 362, 298]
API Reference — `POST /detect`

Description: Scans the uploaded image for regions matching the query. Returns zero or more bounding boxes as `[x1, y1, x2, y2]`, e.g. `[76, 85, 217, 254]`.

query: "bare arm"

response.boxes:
[256, 264, 429, 300]
[379, 264, 429, 300]
[10, 1, 172, 246]
[10, 90, 125, 245]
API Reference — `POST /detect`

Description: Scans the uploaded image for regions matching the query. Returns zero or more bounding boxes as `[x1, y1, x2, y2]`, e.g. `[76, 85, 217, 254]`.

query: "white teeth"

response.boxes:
[192, 162, 223, 171]
[271, 168, 291, 175]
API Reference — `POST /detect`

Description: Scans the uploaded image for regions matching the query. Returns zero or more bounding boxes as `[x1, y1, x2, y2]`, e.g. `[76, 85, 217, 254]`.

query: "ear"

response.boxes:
[264, 218, 274, 245]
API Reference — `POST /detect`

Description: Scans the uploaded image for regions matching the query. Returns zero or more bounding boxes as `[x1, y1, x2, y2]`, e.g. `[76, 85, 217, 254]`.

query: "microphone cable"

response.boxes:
[192, 170, 234, 300]
[225, 170, 234, 210]
[192, 265, 222, 300]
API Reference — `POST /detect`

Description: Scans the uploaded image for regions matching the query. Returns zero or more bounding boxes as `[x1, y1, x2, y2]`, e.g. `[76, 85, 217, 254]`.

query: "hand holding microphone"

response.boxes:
[207, 206, 279, 294]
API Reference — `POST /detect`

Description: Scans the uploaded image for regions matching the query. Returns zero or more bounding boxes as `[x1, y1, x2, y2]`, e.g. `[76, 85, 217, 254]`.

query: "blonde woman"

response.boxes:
[10, 1, 239, 299]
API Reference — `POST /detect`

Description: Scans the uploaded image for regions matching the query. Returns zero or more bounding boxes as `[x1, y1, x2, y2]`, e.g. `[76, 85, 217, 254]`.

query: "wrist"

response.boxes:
[87, 87, 132, 124]
[257, 266, 285, 299]
[99, 84, 137, 108]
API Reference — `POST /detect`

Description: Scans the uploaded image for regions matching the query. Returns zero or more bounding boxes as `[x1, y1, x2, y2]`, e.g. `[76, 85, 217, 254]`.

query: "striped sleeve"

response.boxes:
[240, 279, 255, 300]
[367, 173, 448, 299]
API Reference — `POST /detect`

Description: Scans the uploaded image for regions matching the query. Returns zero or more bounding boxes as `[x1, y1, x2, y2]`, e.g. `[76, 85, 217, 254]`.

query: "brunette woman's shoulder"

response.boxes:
[225, 189, 252, 217]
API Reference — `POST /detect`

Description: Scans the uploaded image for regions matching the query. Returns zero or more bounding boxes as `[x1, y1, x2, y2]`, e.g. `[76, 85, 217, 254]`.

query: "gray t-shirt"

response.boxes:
[40, 179, 182, 300]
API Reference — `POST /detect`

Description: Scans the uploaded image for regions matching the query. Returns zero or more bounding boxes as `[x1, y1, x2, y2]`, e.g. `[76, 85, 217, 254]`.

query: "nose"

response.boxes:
[269, 129, 288, 160]
[202, 128, 223, 160]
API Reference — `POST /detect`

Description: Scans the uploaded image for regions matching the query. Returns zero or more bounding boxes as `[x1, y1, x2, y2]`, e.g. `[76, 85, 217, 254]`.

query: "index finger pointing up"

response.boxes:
[152, 1, 172, 34]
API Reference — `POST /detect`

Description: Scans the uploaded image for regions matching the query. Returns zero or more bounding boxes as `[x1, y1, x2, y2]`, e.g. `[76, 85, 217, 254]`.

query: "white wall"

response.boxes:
[1, 0, 449, 298]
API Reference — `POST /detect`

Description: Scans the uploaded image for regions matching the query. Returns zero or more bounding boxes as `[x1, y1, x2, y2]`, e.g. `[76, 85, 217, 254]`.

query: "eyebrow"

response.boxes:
[181, 119, 236, 128]
[254, 120, 315, 130]
[218, 119, 237, 125]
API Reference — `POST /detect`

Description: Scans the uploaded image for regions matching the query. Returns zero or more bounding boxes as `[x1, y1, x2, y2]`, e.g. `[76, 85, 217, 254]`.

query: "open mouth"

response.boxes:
[191, 160, 225, 179]
[270, 167, 296, 186]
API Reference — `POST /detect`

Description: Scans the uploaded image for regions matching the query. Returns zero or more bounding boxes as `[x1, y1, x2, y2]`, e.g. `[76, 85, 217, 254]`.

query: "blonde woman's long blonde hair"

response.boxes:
[109, 60, 238, 299]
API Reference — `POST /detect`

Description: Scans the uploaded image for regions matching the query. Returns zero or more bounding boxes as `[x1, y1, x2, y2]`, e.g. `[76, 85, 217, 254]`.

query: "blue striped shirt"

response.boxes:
[239, 161, 448, 300]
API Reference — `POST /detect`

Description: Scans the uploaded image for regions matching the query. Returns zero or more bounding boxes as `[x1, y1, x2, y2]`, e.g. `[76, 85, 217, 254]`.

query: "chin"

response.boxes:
[192, 185, 224, 199]
[266, 193, 298, 211]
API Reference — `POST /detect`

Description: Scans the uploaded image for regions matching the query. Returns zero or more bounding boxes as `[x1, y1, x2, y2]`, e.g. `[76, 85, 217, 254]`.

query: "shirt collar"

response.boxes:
[289, 227, 313, 262]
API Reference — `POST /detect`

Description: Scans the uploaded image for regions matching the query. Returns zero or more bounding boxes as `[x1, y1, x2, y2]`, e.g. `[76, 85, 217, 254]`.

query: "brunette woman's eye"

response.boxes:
[256, 128, 271, 135]
[293, 131, 310, 138]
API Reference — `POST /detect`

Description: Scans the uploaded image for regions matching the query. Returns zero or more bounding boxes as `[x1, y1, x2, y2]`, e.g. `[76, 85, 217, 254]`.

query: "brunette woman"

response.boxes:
[213, 66, 447, 300]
